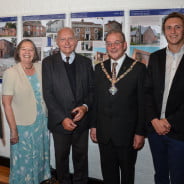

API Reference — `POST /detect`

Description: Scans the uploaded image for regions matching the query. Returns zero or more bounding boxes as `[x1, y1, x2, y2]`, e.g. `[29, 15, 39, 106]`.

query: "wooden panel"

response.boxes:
[0, 166, 9, 184]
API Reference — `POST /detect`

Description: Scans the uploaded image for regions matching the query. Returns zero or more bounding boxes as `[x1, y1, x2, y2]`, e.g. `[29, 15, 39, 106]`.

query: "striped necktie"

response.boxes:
[112, 62, 118, 82]
[65, 56, 70, 64]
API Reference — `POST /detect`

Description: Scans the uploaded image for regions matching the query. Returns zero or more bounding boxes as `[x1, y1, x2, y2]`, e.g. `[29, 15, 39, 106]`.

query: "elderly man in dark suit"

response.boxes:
[90, 30, 146, 184]
[42, 27, 94, 184]
[145, 12, 184, 184]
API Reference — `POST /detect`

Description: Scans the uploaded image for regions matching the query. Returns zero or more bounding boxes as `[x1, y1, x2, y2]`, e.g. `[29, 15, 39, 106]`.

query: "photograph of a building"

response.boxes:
[94, 51, 109, 65]
[104, 20, 122, 35]
[0, 39, 15, 58]
[131, 25, 159, 45]
[72, 19, 103, 40]
[0, 38, 16, 78]
[46, 19, 65, 47]
[23, 21, 46, 37]
[46, 19, 64, 33]
[132, 48, 150, 65]
[0, 22, 16, 37]
[81, 41, 93, 51]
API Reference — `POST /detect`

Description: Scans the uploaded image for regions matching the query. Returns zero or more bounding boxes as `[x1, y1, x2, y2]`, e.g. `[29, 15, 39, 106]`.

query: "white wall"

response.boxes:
[0, 0, 183, 16]
[0, 0, 184, 183]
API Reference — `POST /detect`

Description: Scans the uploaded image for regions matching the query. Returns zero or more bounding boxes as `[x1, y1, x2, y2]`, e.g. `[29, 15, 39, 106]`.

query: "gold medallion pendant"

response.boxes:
[100, 60, 137, 95]
[109, 85, 118, 95]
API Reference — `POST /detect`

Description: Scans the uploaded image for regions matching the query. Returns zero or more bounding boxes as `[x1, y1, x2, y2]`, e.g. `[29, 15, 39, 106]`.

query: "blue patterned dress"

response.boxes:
[9, 73, 51, 184]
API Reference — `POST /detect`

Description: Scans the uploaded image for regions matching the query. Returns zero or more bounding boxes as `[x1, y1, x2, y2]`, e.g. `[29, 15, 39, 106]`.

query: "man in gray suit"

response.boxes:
[42, 27, 94, 184]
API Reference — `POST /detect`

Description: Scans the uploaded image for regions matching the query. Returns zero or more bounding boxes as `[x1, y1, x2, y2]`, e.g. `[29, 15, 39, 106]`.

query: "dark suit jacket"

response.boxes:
[94, 55, 146, 147]
[42, 53, 94, 134]
[145, 48, 184, 141]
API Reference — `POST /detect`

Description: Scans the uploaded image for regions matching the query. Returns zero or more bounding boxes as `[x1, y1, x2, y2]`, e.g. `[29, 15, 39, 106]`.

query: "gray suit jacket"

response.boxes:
[42, 52, 94, 134]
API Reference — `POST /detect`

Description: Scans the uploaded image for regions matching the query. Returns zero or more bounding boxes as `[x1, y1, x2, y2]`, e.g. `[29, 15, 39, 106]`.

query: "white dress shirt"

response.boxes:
[160, 45, 184, 118]
[111, 54, 126, 76]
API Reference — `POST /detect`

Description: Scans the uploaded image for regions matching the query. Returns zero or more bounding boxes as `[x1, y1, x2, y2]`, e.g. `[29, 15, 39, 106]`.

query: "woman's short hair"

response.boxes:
[14, 39, 39, 63]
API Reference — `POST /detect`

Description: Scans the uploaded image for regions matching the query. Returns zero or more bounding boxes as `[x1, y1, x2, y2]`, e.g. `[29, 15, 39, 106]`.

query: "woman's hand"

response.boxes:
[10, 128, 19, 145]
[2, 95, 19, 144]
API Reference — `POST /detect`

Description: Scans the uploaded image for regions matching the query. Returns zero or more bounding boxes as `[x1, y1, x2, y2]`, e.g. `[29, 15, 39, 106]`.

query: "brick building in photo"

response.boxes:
[72, 19, 103, 40]
[23, 21, 46, 37]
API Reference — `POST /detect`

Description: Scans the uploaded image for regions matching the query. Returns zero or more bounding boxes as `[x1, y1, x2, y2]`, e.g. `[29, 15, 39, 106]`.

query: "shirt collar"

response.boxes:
[166, 44, 184, 57]
[111, 54, 126, 66]
[60, 51, 75, 64]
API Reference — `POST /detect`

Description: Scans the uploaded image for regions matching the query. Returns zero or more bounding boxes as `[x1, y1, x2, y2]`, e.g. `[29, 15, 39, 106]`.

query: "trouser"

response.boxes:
[148, 132, 184, 184]
[53, 130, 89, 184]
[99, 141, 137, 184]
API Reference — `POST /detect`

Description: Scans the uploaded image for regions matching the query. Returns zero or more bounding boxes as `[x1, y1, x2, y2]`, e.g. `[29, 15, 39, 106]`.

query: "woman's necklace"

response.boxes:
[24, 64, 33, 70]
[22, 64, 35, 76]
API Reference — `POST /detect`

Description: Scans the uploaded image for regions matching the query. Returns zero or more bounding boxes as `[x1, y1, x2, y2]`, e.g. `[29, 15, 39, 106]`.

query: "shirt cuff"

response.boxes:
[82, 104, 88, 112]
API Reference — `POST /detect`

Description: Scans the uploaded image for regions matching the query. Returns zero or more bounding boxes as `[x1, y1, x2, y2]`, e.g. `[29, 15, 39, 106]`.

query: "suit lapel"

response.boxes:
[75, 55, 81, 101]
[158, 49, 166, 90]
[117, 55, 132, 77]
[103, 59, 111, 77]
[75, 54, 91, 102]
[170, 54, 184, 89]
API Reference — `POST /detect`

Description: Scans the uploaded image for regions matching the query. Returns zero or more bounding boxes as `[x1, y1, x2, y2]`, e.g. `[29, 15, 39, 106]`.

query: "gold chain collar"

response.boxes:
[100, 60, 137, 84]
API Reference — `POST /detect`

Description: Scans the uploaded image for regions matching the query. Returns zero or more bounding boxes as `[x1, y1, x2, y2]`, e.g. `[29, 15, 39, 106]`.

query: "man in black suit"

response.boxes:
[90, 30, 146, 184]
[42, 27, 94, 184]
[145, 12, 184, 184]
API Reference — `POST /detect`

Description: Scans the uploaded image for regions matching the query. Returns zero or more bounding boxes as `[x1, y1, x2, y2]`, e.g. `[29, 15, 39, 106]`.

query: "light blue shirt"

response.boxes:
[60, 51, 75, 64]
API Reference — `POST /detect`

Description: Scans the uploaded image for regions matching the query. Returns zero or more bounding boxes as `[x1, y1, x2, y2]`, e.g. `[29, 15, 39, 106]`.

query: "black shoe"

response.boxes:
[40, 177, 57, 184]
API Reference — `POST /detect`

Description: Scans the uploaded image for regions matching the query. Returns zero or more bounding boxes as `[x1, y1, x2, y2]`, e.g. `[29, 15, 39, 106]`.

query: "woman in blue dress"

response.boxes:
[2, 39, 51, 184]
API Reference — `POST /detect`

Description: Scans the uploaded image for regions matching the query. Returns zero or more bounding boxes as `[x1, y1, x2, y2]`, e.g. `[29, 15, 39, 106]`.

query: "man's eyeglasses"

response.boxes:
[105, 41, 123, 47]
